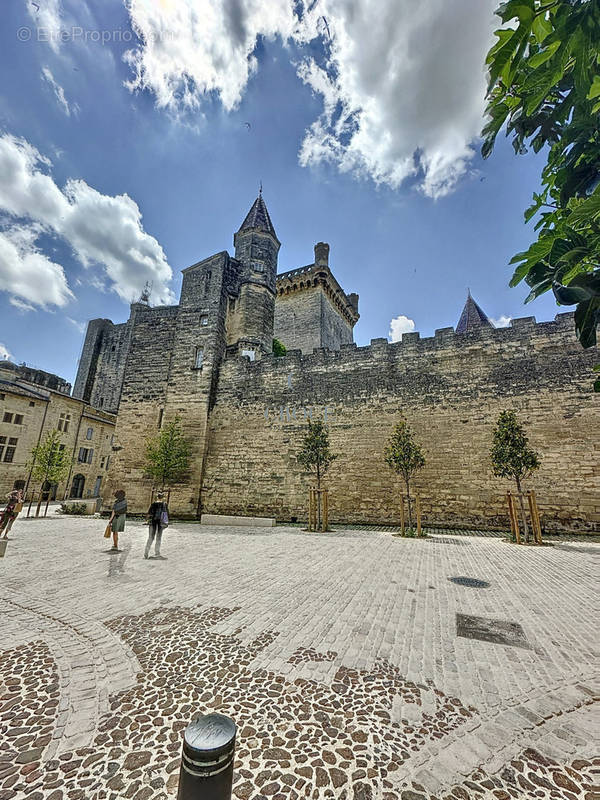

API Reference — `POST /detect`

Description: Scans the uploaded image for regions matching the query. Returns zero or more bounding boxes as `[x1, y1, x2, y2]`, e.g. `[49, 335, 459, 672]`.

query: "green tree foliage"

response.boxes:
[482, 0, 600, 388]
[29, 429, 70, 487]
[272, 338, 287, 357]
[490, 410, 541, 541]
[296, 420, 337, 489]
[384, 417, 426, 529]
[144, 416, 191, 489]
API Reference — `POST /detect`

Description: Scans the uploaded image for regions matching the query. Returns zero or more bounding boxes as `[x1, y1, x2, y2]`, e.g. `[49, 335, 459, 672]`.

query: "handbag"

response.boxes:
[160, 509, 169, 528]
[14, 502, 23, 514]
[104, 522, 112, 538]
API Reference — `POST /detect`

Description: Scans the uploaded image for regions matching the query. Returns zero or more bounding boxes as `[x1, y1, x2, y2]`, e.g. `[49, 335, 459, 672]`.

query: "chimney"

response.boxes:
[314, 242, 329, 267]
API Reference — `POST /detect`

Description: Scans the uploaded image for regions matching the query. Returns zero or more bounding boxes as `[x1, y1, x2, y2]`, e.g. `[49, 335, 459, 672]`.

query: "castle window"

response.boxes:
[1, 437, 18, 463]
[29, 401, 35, 407]
[86, 427, 93, 440]
[158, 408, 164, 429]
[58, 413, 71, 433]
[242, 349, 256, 362]
[228, 298, 236, 312]
[78, 447, 94, 464]
[3, 412, 13, 423]
[0, 394, 4, 400]
[200, 315, 208, 326]
[14, 414, 23, 425]
[194, 347, 204, 370]
[252, 261, 264, 273]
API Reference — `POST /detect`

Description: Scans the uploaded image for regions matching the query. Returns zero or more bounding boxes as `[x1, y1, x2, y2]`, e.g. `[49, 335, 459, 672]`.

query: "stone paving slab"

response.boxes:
[0, 516, 598, 799]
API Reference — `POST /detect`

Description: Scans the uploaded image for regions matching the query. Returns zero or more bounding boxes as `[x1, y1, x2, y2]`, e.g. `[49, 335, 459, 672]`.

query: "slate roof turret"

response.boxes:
[456, 291, 494, 334]
[237, 191, 278, 241]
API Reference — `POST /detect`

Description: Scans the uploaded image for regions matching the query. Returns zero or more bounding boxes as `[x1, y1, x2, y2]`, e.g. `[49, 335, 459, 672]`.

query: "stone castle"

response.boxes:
[74, 194, 599, 531]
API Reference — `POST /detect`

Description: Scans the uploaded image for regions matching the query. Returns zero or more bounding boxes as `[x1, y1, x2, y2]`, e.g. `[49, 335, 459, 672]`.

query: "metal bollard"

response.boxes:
[177, 713, 236, 800]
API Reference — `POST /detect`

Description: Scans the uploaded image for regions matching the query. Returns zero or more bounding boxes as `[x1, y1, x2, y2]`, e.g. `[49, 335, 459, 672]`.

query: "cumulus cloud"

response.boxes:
[41, 67, 79, 116]
[491, 315, 512, 328]
[0, 226, 73, 308]
[0, 133, 174, 307]
[123, 0, 299, 111]
[121, 0, 495, 197]
[389, 314, 416, 342]
[0, 343, 12, 360]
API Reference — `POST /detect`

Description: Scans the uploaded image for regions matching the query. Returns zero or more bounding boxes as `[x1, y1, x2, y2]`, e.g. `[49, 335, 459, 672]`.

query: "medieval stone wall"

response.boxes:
[200, 313, 599, 532]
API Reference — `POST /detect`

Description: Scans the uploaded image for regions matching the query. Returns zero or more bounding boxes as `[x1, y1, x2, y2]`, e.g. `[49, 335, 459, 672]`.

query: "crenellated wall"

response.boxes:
[200, 313, 599, 531]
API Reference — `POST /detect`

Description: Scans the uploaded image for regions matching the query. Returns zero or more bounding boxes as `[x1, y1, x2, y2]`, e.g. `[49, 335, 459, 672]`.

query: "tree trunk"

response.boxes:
[404, 477, 412, 529]
[516, 477, 529, 543]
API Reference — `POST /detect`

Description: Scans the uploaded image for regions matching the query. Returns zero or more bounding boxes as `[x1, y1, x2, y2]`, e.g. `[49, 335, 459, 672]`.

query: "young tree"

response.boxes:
[29, 429, 70, 516]
[482, 0, 600, 389]
[144, 416, 191, 490]
[384, 417, 426, 530]
[297, 420, 337, 527]
[272, 337, 287, 357]
[490, 410, 541, 542]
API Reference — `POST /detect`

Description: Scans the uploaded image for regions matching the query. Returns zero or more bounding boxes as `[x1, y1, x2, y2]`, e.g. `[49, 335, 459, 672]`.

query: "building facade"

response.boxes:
[75, 195, 599, 531]
[0, 362, 115, 502]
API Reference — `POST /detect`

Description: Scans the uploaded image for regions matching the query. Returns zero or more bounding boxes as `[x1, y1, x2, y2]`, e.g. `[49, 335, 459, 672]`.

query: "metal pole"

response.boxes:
[177, 713, 236, 800]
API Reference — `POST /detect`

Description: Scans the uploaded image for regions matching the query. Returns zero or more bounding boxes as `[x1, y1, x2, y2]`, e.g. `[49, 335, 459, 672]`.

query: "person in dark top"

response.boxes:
[145, 491, 168, 559]
[108, 489, 127, 552]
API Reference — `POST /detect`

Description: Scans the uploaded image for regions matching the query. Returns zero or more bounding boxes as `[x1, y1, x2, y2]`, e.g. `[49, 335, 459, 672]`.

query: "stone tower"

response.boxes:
[230, 191, 280, 358]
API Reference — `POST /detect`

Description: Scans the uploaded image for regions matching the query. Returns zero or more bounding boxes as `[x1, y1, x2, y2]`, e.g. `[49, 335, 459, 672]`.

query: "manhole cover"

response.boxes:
[449, 576, 490, 588]
[456, 613, 531, 649]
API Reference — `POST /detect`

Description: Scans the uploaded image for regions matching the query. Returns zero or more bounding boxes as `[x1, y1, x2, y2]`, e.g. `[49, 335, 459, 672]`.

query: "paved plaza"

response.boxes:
[0, 516, 598, 800]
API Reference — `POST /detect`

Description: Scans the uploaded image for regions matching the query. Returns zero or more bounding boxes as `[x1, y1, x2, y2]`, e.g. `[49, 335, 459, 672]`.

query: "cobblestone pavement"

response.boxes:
[0, 516, 598, 799]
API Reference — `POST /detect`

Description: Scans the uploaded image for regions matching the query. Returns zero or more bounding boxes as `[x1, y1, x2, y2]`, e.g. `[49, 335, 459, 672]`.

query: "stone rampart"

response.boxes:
[200, 313, 599, 531]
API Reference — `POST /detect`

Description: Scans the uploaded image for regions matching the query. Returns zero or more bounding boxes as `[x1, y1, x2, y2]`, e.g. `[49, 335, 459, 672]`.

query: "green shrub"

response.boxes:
[60, 503, 87, 515]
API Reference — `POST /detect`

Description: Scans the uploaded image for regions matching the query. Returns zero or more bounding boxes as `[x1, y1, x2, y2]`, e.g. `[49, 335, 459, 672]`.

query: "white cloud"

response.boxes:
[41, 67, 78, 116]
[67, 317, 86, 333]
[491, 315, 512, 328]
[0, 226, 73, 308]
[389, 314, 416, 342]
[26, 0, 62, 53]
[123, 0, 299, 112]
[0, 133, 174, 306]
[10, 297, 37, 312]
[0, 342, 12, 360]
[122, 0, 496, 198]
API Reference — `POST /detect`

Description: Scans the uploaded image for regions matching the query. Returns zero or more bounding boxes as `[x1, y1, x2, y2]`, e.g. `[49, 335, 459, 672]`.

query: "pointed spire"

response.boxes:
[237, 192, 278, 240]
[456, 292, 494, 334]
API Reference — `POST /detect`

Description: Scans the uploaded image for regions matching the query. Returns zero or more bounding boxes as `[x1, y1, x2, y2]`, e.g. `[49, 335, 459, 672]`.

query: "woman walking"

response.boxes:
[145, 491, 168, 559]
[108, 489, 127, 552]
[0, 489, 24, 538]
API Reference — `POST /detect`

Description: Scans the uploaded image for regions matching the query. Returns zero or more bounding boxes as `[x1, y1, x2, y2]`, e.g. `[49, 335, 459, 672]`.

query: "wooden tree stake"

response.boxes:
[322, 489, 329, 532]
[507, 491, 521, 544]
[416, 493, 422, 537]
[527, 490, 542, 544]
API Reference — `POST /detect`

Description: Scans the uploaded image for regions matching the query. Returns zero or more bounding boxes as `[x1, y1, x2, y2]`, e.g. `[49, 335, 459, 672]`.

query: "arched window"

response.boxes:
[70, 474, 85, 499]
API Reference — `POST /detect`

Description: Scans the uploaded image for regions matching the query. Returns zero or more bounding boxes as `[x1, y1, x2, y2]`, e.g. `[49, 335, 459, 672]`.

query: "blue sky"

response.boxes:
[0, 0, 559, 386]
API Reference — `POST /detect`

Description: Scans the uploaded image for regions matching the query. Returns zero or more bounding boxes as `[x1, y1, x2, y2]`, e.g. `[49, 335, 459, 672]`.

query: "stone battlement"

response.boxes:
[238, 312, 576, 371]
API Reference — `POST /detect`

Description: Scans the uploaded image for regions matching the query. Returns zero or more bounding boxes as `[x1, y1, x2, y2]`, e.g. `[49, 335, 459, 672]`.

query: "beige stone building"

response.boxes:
[0, 361, 115, 504]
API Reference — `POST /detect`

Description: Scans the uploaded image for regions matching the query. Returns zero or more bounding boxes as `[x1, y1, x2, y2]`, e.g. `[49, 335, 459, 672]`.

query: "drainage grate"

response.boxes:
[456, 613, 531, 649]
[449, 576, 490, 588]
